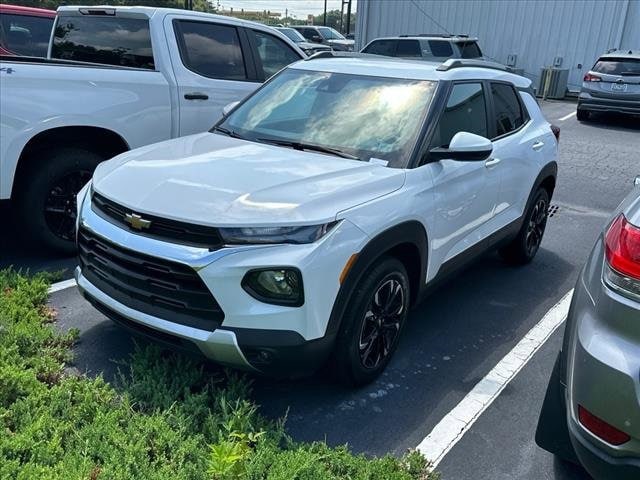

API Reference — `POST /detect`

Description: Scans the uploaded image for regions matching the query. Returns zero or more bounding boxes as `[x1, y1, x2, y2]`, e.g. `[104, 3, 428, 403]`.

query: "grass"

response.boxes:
[0, 269, 438, 480]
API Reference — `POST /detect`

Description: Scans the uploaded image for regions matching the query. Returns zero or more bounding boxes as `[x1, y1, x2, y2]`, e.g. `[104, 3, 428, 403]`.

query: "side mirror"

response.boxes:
[311, 35, 323, 43]
[222, 101, 240, 117]
[634, 176, 640, 186]
[429, 132, 493, 161]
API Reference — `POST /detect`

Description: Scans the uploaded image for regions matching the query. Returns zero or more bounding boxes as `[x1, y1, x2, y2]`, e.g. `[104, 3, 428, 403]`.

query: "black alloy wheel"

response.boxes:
[525, 196, 549, 258]
[44, 170, 93, 242]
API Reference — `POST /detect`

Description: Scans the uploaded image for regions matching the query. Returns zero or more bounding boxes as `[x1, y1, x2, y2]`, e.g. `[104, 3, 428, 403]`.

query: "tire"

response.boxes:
[499, 188, 550, 265]
[333, 256, 410, 386]
[15, 147, 102, 254]
[576, 108, 590, 122]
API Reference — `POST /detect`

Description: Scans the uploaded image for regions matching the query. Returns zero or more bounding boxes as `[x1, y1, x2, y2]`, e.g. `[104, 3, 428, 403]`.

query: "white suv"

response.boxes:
[75, 55, 559, 385]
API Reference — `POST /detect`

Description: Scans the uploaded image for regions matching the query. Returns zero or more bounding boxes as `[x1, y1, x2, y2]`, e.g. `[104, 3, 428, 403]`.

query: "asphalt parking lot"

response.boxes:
[1, 100, 638, 479]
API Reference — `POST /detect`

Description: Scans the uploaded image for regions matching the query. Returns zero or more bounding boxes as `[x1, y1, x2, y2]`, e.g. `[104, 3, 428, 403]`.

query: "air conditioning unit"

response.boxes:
[538, 68, 569, 99]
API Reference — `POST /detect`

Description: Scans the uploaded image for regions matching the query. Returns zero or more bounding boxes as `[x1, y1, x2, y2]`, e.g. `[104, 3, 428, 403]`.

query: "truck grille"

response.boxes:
[78, 227, 224, 331]
[91, 192, 223, 250]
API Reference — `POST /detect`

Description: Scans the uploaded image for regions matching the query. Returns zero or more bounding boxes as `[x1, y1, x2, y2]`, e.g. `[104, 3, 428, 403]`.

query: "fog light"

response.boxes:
[242, 268, 304, 306]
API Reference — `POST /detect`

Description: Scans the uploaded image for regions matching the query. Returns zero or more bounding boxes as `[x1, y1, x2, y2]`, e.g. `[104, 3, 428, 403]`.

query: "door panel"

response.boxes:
[427, 82, 499, 264]
[166, 17, 260, 136]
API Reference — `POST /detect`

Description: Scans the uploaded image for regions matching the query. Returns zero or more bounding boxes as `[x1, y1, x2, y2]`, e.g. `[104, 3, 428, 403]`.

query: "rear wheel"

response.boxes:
[576, 108, 590, 121]
[333, 257, 410, 386]
[500, 188, 549, 265]
[16, 147, 102, 254]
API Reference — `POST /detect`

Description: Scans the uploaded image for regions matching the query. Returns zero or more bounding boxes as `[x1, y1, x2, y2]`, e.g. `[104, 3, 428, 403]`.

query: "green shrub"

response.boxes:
[0, 269, 437, 480]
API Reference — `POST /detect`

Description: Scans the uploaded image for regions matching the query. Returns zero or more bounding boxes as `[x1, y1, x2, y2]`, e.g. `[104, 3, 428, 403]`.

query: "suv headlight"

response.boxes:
[218, 222, 338, 245]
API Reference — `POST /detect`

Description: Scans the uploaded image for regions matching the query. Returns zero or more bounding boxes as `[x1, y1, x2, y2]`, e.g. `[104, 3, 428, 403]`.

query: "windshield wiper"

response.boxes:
[212, 126, 245, 139]
[256, 138, 360, 160]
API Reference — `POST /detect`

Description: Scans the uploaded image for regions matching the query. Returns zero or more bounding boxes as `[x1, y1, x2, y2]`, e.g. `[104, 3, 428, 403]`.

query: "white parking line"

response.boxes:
[558, 111, 576, 121]
[417, 289, 574, 468]
[48, 278, 76, 294]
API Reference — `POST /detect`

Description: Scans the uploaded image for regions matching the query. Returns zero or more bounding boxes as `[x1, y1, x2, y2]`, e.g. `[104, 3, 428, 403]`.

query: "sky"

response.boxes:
[214, 0, 357, 19]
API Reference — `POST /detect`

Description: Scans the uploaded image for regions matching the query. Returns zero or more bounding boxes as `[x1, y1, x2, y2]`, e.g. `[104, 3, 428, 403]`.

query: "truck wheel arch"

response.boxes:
[325, 221, 429, 337]
[12, 126, 130, 194]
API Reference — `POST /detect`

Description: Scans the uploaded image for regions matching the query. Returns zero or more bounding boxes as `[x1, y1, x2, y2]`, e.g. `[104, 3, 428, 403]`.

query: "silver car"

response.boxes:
[536, 179, 640, 479]
[577, 50, 640, 121]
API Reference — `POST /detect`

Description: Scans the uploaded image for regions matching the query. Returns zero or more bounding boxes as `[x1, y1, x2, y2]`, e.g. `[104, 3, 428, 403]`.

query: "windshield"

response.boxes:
[318, 27, 345, 40]
[218, 69, 436, 167]
[278, 27, 305, 43]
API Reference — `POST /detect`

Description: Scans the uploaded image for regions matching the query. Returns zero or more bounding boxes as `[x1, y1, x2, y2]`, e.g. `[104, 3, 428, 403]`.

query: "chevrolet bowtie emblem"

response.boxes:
[124, 213, 152, 230]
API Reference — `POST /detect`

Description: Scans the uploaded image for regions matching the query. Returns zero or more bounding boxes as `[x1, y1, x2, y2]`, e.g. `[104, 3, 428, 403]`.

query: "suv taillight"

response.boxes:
[583, 73, 601, 82]
[604, 214, 640, 298]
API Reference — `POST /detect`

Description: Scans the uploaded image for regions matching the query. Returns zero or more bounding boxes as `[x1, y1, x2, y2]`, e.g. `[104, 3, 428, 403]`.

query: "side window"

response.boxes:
[1, 13, 53, 57]
[428, 40, 453, 58]
[490, 83, 525, 137]
[252, 30, 300, 79]
[459, 41, 482, 59]
[301, 28, 315, 40]
[396, 39, 421, 57]
[431, 83, 488, 148]
[175, 20, 246, 80]
[362, 39, 396, 56]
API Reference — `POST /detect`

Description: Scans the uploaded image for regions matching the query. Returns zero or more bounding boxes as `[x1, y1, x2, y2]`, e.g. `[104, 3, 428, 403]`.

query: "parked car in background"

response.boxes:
[74, 55, 558, 386]
[536, 180, 640, 480]
[0, 5, 304, 254]
[291, 25, 354, 51]
[276, 26, 331, 56]
[361, 34, 483, 62]
[0, 3, 55, 57]
[577, 50, 640, 121]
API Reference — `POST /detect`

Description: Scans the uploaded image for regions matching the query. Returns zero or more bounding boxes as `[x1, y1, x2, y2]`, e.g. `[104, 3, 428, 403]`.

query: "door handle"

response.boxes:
[532, 140, 545, 151]
[184, 93, 209, 100]
[485, 158, 501, 168]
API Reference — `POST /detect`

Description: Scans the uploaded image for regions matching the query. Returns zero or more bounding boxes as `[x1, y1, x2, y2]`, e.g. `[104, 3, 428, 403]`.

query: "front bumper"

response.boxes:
[563, 239, 640, 478]
[75, 190, 366, 376]
[578, 91, 640, 115]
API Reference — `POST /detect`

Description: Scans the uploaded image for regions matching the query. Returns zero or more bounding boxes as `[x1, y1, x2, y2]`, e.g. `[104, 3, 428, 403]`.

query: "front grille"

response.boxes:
[78, 227, 224, 331]
[92, 192, 223, 250]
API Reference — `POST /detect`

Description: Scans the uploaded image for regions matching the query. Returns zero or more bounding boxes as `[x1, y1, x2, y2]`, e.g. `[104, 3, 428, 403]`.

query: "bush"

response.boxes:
[0, 269, 437, 480]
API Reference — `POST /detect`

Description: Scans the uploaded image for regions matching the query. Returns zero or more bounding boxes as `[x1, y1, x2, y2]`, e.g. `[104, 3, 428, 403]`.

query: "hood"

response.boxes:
[93, 133, 405, 227]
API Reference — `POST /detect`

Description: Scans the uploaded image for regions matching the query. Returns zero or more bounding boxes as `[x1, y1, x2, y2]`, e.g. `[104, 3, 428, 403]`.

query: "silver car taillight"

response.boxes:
[603, 214, 640, 299]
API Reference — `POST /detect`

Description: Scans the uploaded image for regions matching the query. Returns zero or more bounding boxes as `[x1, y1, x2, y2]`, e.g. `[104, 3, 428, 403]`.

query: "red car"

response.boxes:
[0, 4, 55, 57]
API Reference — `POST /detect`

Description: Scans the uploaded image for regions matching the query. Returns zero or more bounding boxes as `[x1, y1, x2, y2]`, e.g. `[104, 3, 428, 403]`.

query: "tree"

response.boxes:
[312, 8, 356, 33]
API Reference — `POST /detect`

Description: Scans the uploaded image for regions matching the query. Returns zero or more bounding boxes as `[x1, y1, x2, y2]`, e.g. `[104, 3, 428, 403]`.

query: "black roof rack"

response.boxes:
[399, 33, 469, 38]
[304, 51, 377, 61]
[436, 59, 508, 72]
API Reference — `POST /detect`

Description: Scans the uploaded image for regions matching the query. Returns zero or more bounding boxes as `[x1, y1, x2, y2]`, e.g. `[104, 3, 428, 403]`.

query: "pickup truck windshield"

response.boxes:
[52, 16, 154, 69]
[318, 27, 345, 40]
[219, 69, 436, 167]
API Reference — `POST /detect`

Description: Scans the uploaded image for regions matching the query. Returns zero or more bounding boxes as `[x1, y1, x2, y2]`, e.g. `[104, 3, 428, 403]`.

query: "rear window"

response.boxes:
[363, 39, 396, 56]
[458, 41, 482, 59]
[0, 13, 53, 57]
[593, 58, 640, 76]
[428, 40, 453, 58]
[52, 16, 154, 69]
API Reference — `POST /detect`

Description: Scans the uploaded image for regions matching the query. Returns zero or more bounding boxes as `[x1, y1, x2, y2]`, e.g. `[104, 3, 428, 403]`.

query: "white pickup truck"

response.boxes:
[0, 6, 304, 253]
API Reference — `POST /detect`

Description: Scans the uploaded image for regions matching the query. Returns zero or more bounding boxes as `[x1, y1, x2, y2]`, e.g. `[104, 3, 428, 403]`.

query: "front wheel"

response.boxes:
[15, 147, 102, 254]
[333, 257, 410, 386]
[500, 188, 550, 265]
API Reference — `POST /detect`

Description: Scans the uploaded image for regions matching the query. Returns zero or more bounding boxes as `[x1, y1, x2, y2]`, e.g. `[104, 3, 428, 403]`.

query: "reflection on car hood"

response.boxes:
[92, 133, 405, 226]
[298, 41, 331, 50]
[328, 39, 355, 46]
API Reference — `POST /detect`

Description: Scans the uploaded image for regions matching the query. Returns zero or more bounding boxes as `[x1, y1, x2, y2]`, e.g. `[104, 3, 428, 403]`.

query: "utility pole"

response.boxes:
[323, 0, 327, 26]
[184, 0, 193, 10]
[345, 0, 352, 36]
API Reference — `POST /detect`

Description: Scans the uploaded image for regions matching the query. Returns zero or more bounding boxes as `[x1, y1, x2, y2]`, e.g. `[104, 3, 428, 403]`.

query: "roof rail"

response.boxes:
[399, 33, 470, 38]
[304, 51, 376, 61]
[436, 58, 508, 72]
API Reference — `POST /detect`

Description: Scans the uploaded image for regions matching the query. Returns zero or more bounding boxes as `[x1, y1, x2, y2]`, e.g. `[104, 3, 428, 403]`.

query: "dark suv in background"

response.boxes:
[578, 50, 640, 121]
[361, 34, 483, 61]
[291, 25, 354, 51]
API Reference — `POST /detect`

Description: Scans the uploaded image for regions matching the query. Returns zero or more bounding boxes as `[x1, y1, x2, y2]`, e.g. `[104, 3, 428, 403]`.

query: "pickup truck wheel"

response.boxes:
[500, 188, 550, 265]
[16, 148, 102, 254]
[576, 108, 590, 122]
[334, 257, 410, 386]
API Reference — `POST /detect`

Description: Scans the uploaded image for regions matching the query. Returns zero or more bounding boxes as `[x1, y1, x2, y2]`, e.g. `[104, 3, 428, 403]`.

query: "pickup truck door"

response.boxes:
[426, 82, 500, 265]
[165, 16, 261, 136]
